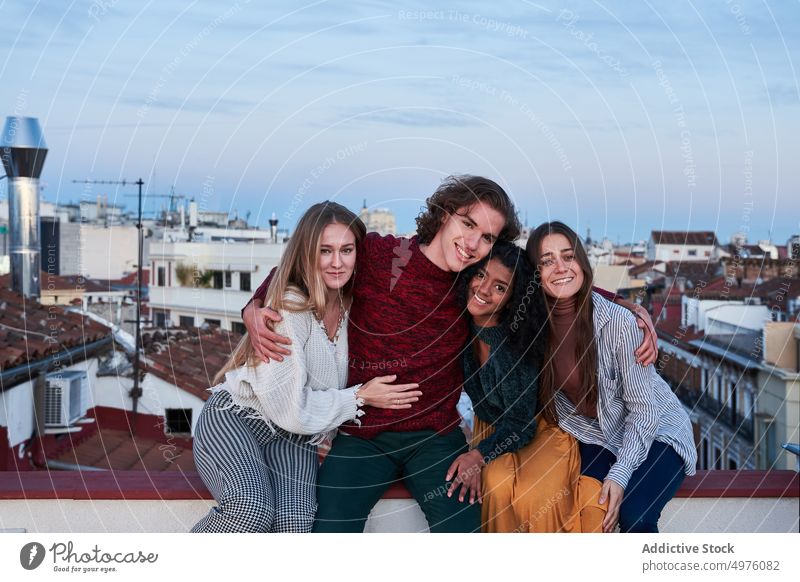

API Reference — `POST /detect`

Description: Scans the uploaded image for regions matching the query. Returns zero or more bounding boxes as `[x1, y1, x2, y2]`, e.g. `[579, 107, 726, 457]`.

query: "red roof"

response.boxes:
[50, 427, 194, 472]
[0, 286, 111, 371]
[0, 273, 111, 294]
[656, 318, 704, 342]
[651, 231, 719, 246]
[144, 327, 242, 400]
[629, 260, 665, 276]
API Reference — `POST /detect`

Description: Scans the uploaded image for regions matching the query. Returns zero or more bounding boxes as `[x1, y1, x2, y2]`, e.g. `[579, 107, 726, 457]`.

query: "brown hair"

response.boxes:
[526, 221, 597, 424]
[415, 175, 521, 244]
[214, 202, 366, 384]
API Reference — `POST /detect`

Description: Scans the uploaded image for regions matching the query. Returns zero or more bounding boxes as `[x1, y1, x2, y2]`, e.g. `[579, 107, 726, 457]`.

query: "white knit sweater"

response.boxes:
[215, 290, 363, 442]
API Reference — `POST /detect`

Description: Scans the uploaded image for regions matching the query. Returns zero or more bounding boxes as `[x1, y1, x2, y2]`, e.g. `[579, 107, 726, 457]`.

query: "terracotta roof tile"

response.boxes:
[0, 286, 112, 371]
[656, 319, 704, 342]
[651, 230, 719, 246]
[143, 327, 243, 400]
[51, 428, 195, 472]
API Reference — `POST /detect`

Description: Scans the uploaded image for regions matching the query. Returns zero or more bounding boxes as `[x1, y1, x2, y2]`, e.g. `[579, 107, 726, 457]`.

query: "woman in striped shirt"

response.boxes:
[523, 221, 697, 533]
[190, 202, 421, 533]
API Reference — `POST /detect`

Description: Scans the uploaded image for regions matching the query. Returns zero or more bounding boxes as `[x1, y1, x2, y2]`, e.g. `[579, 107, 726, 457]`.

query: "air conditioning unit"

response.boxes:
[44, 371, 90, 427]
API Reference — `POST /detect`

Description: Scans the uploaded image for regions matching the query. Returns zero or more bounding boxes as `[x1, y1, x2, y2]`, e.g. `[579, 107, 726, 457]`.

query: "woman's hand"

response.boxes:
[357, 375, 421, 409]
[243, 300, 292, 362]
[445, 449, 485, 504]
[598, 479, 625, 533]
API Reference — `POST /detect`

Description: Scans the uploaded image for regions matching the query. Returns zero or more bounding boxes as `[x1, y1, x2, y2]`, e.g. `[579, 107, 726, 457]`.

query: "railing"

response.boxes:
[675, 386, 754, 441]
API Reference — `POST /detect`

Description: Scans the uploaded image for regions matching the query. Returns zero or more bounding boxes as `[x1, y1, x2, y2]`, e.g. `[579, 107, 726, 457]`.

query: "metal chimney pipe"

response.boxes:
[269, 212, 278, 244]
[1, 116, 48, 297]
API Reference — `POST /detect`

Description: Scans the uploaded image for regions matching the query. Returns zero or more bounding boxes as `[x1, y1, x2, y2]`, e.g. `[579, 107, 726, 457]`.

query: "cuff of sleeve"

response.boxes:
[476, 436, 501, 463]
[349, 385, 365, 426]
[605, 463, 632, 490]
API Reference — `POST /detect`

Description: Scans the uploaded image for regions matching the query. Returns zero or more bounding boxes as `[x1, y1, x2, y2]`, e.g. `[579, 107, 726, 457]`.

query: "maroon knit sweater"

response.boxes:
[248, 232, 466, 439]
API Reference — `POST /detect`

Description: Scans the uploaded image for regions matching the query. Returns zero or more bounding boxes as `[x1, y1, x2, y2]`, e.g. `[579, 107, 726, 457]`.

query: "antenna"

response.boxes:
[71, 178, 146, 434]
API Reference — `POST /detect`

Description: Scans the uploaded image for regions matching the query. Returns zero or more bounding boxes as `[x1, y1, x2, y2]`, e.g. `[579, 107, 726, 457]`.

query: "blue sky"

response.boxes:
[1, 0, 798, 244]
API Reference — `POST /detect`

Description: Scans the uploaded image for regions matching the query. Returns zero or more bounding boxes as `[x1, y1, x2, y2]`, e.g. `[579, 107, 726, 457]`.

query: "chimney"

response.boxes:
[269, 212, 278, 244]
[188, 200, 198, 227]
[1, 117, 48, 297]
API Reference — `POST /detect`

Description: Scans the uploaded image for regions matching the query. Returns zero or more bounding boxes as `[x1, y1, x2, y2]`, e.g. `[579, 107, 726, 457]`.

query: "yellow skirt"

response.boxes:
[471, 416, 607, 533]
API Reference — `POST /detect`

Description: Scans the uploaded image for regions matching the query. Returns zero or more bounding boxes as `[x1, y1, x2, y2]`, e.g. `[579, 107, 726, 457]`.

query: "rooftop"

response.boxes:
[651, 230, 719, 246]
[0, 286, 111, 373]
[143, 327, 241, 400]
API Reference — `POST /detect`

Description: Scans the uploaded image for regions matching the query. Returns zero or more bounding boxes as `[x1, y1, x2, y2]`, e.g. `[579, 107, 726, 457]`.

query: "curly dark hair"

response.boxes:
[415, 175, 522, 244]
[459, 241, 547, 366]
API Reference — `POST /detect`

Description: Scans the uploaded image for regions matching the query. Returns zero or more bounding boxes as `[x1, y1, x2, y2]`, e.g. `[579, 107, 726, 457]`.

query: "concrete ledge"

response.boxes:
[1, 470, 797, 533]
[1, 470, 797, 500]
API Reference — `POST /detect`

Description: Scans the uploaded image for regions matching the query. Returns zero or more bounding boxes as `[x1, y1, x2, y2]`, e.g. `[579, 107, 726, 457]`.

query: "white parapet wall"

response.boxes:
[1, 497, 797, 534]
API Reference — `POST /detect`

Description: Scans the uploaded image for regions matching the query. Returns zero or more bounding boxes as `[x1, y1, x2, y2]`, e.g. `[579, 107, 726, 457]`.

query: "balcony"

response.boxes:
[0, 470, 797, 533]
[149, 286, 253, 319]
[676, 386, 755, 441]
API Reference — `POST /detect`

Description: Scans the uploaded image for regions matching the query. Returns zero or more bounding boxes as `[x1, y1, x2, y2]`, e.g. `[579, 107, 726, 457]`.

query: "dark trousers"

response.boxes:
[579, 440, 686, 533]
[312, 428, 481, 533]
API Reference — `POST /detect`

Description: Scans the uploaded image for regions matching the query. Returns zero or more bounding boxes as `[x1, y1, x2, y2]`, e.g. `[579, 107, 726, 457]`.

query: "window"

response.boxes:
[728, 458, 738, 470]
[240, 272, 251, 292]
[758, 417, 777, 469]
[164, 409, 192, 435]
[157, 266, 165, 287]
[179, 315, 194, 328]
[702, 438, 709, 470]
[154, 312, 167, 327]
[688, 249, 697, 257]
[213, 271, 224, 289]
[713, 446, 722, 470]
[204, 318, 221, 327]
[224, 271, 232, 288]
[231, 321, 246, 335]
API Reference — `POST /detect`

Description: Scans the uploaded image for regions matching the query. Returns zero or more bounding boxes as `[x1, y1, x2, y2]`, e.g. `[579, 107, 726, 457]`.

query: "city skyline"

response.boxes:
[1, 0, 797, 242]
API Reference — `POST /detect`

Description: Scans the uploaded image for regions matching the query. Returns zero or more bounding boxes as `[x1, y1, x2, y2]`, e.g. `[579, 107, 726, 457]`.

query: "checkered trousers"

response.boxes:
[191, 390, 318, 533]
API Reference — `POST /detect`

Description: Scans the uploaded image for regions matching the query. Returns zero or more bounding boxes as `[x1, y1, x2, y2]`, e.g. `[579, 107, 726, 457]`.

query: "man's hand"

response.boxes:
[632, 305, 658, 366]
[445, 449, 485, 504]
[242, 300, 292, 362]
[614, 298, 658, 366]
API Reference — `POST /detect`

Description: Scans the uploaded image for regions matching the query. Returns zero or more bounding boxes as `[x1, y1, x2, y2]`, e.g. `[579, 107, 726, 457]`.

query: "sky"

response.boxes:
[1, 0, 798, 244]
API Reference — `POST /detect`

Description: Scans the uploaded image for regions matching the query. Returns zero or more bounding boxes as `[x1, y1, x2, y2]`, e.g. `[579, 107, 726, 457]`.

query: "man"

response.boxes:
[242, 175, 657, 532]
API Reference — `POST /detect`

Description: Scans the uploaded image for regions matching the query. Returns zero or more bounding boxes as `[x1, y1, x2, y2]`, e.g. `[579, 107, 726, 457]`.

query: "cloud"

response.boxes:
[120, 95, 257, 115]
[764, 83, 799, 107]
[335, 107, 480, 128]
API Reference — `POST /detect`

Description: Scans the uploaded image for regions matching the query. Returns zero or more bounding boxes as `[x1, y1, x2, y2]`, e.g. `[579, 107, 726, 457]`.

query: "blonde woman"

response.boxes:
[191, 202, 421, 533]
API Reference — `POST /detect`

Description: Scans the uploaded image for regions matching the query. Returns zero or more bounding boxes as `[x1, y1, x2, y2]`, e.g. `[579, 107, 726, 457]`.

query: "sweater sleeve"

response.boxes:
[473, 362, 539, 461]
[226, 307, 362, 435]
[604, 312, 660, 489]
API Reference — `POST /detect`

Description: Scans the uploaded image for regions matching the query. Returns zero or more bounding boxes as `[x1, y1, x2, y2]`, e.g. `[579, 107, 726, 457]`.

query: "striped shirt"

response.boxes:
[555, 292, 697, 489]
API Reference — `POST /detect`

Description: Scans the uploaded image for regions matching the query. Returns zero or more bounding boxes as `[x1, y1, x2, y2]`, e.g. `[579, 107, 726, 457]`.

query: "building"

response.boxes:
[358, 201, 397, 236]
[149, 236, 285, 331]
[647, 230, 719, 262]
[0, 285, 114, 471]
[592, 264, 647, 299]
[656, 293, 799, 472]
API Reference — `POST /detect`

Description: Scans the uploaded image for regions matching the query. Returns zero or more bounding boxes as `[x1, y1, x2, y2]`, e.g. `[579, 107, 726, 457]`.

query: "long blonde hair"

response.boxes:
[213, 202, 366, 384]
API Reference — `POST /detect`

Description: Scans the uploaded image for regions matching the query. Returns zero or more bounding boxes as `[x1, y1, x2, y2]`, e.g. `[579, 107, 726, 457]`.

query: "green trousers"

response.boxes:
[312, 428, 481, 533]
